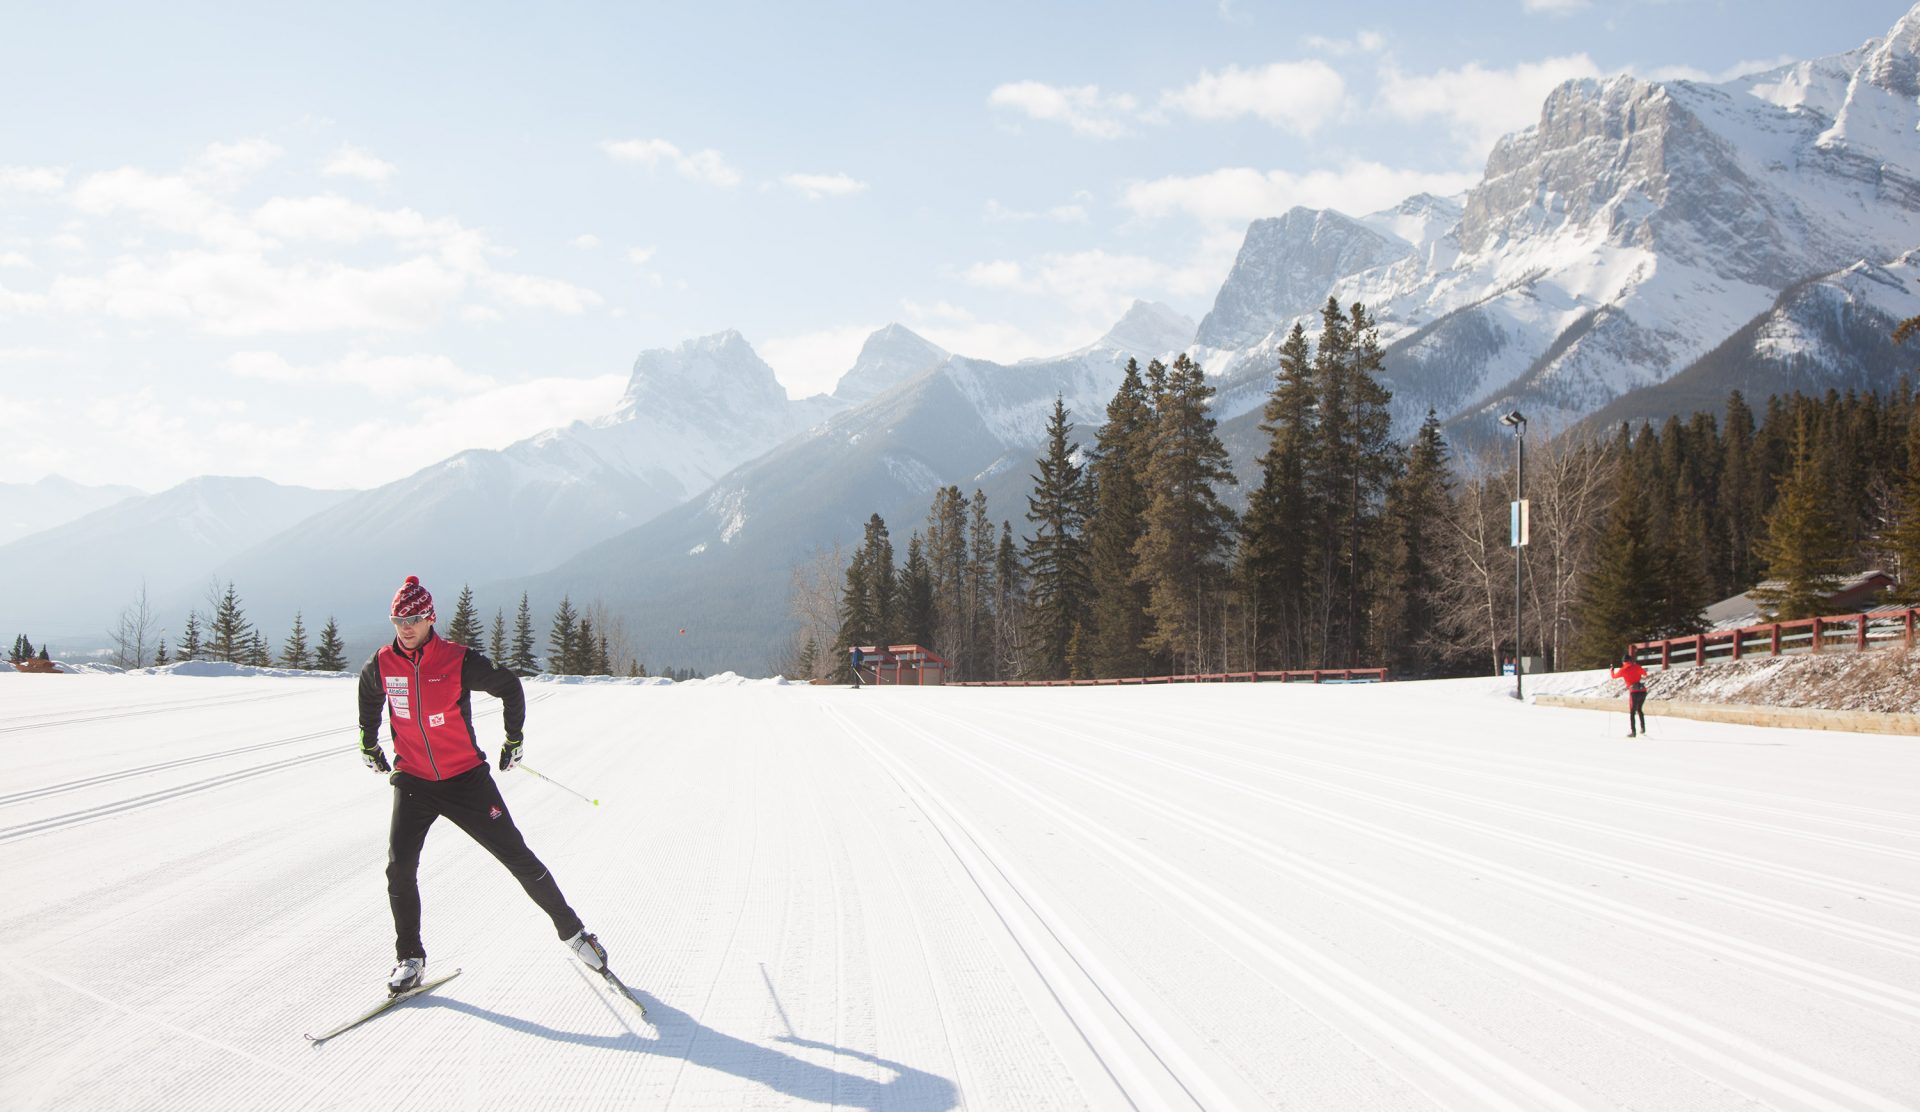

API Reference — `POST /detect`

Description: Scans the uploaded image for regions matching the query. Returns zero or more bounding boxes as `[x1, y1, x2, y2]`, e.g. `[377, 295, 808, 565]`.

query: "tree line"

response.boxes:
[801, 296, 1920, 682]
[93, 583, 704, 679]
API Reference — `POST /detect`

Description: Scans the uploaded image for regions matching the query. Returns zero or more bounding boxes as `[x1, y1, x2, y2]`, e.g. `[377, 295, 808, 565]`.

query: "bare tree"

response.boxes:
[783, 542, 849, 680]
[580, 599, 640, 676]
[1521, 423, 1617, 671]
[108, 581, 160, 669]
[1432, 444, 1512, 674]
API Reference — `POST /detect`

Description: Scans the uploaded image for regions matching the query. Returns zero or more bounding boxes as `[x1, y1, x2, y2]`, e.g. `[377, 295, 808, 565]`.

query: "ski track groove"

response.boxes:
[1001, 699, 1920, 956]
[0, 689, 294, 734]
[954, 700, 1920, 1021]
[897, 697, 1916, 1112]
[860, 701, 1588, 1112]
[835, 703, 1273, 1112]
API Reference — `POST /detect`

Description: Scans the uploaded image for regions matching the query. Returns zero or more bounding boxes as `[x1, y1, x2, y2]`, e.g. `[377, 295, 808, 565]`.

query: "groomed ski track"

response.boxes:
[1, 672, 1915, 1110]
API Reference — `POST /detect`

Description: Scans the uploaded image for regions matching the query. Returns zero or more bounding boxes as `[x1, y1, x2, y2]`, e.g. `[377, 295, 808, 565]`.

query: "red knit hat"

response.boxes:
[390, 575, 435, 622]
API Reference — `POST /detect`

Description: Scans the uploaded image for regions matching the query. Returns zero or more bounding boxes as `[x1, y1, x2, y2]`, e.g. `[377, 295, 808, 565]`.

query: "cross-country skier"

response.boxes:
[849, 645, 864, 689]
[357, 575, 611, 993]
[1611, 653, 1649, 737]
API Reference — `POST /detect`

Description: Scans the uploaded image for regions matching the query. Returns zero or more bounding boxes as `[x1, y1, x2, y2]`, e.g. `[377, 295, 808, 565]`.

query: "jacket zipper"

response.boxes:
[409, 653, 442, 779]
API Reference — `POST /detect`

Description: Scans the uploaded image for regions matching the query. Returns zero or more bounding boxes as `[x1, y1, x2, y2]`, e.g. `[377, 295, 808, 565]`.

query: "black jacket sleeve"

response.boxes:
[357, 654, 386, 738]
[462, 651, 527, 740]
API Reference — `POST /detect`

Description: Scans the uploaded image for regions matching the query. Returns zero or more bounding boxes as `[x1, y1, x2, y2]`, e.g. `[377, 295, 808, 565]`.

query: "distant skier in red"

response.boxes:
[356, 575, 610, 993]
[1611, 654, 1649, 737]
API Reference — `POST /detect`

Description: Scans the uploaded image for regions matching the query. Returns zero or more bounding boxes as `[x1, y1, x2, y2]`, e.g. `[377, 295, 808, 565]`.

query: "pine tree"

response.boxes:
[1751, 416, 1853, 619]
[248, 630, 273, 667]
[927, 486, 970, 673]
[994, 521, 1028, 679]
[511, 593, 538, 675]
[1239, 323, 1318, 668]
[864, 513, 898, 647]
[207, 583, 253, 663]
[968, 490, 998, 679]
[1131, 354, 1238, 672]
[1085, 359, 1156, 677]
[1890, 402, 1920, 602]
[446, 585, 481, 649]
[314, 617, 347, 671]
[178, 612, 203, 661]
[489, 609, 508, 662]
[281, 611, 311, 670]
[1022, 396, 1092, 679]
[574, 617, 595, 675]
[899, 532, 934, 647]
[1373, 410, 1451, 675]
[153, 637, 169, 666]
[597, 634, 613, 676]
[1574, 486, 1666, 667]
[548, 597, 580, 676]
[10, 634, 32, 663]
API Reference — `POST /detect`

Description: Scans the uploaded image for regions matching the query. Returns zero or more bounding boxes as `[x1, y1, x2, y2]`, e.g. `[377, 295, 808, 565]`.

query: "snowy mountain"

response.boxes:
[0, 475, 144, 547]
[1199, 6, 1920, 446]
[832, 324, 950, 404]
[497, 314, 1176, 674]
[192, 330, 860, 649]
[0, 477, 352, 644]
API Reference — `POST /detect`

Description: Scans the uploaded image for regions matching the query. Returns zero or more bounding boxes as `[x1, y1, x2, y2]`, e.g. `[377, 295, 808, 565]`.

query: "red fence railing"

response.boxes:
[1631, 605, 1919, 669]
[951, 668, 1387, 687]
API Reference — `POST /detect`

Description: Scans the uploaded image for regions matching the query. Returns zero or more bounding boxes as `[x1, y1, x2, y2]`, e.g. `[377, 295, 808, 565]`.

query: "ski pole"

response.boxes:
[516, 762, 600, 806]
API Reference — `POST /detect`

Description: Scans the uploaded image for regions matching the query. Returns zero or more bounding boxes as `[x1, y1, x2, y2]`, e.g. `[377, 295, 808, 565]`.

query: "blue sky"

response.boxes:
[2, 0, 1911, 491]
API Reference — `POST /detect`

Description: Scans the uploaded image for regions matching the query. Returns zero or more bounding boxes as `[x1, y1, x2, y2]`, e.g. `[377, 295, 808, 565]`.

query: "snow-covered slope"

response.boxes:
[0, 475, 145, 547]
[1204, 6, 1920, 445]
[0, 476, 352, 643]
[3, 672, 1914, 1109]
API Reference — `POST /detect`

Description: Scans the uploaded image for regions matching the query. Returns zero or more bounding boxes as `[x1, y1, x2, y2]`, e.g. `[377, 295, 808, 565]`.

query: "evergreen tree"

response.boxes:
[1751, 416, 1853, 619]
[1131, 354, 1238, 672]
[1022, 396, 1092, 679]
[281, 611, 311, 670]
[207, 583, 253, 663]
[597, 634, 613, 676]
[968, 490, 998, 679]
[926, 486, 971, 674]
[1372, 410, 1451, 675]
[548, 597, 580, 675]
[153, 637, 169, 667]
[489, 609, 508, 662]
[1574, 486, 1666, 667]
[1890, 402, 1920, 602]
[10, 634, 32, 662]
[1720, 391, 1760, 594]
[574, 617, 595, 675]
[994, 520, 1028, 679]
[899, 532, 934, 647]
[1085, 359, 1156, 677]
[1306, 300, 1397, 666]
[511, 593, 539, 675]
[1238, 323, 1318, 668]
[314, 617, 346, 671]
[445, 585, 482, 649]
[865, 513, 898, 647]
[178, 612, 203, 661]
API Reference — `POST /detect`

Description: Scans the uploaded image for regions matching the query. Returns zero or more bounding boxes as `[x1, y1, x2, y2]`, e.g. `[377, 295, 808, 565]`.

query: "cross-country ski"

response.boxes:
[305, 969, 466, 1044]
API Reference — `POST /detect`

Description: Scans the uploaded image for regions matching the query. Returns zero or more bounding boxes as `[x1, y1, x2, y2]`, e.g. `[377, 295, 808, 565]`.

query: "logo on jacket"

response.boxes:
[385, 677, 408, 694]
[428, 713, 445, 727]
[488, 805, 503, 820]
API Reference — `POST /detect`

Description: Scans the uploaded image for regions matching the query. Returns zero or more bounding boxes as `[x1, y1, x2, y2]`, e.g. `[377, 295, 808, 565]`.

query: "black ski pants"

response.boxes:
[1628, 689, 1648, 735]
[386, 764, 583, 961]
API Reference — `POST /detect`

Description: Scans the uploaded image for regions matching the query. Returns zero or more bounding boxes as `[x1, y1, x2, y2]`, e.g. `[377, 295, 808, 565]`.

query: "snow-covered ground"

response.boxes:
[1, 672, 1915, 1111]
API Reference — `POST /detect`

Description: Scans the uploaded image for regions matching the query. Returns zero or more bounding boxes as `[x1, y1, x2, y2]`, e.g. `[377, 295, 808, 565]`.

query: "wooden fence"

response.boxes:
[1630, 605, 1919, 669]
[951, 668, 1387, 688]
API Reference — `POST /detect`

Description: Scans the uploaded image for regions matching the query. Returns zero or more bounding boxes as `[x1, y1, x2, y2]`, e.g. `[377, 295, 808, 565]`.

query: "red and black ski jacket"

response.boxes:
[357, 630, 526, 781]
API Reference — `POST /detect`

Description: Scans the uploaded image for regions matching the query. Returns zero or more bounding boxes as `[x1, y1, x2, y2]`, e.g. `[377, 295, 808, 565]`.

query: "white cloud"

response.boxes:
[899, 300, 1089, 365]
[1305, 32, 1385, 56]
[961, 247, 1221, 324]
[988, 81, 1138, 139]
[1160, 61, 1347, 134]
[760, 324, 879, 398]
[1122, 162, 1480, 226]
[227, 349, 490, 398]
[984, 198, 1089, 224]
[626, 245, 656, 265]
[779, 172, 869, 200]
[573, 234, 601, 249]
[190, 139, 284, 189]
[1523, 0, 1589, 11]
[323, 144, 396, 182]
[600, 138, 741, 187]
[0, 251, 30, 268]
[1378, 54, 1603, 161]
[0, 166, 65, 193]
[72, 166, 271, 251]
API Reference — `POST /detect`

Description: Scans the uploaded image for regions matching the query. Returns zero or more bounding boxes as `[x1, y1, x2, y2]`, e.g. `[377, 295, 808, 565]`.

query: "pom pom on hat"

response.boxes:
[391, 575, 435, 622]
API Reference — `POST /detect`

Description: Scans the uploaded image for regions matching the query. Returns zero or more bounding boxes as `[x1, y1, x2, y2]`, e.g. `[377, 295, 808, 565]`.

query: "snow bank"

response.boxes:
[526, 671, 793, 687]
[145, 660, 353, 680]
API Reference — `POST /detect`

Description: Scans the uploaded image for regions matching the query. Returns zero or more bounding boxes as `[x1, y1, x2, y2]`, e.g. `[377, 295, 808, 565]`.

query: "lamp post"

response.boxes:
[1500, 410, 1528, 700]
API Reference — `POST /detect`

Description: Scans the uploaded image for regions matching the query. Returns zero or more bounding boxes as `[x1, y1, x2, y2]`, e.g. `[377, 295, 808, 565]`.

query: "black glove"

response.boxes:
[360, 730, 391, 773]
[499, 736, 524, 771]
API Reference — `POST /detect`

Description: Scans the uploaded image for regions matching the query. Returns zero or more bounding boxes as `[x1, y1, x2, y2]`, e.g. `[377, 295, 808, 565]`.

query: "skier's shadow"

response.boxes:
[419, 984, 958, 1111]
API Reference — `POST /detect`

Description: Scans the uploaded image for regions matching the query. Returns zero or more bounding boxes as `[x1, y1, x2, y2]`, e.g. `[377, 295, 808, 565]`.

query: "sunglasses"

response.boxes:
[391, 614, 432, 629]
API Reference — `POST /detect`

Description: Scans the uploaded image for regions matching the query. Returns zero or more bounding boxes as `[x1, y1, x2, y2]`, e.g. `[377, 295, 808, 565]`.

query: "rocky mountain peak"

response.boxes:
[612, 329, 790, 423]
[1194, 208, 1411, 350]
[1095, 300, 1195, 361]
[834, 324, 949, 403]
